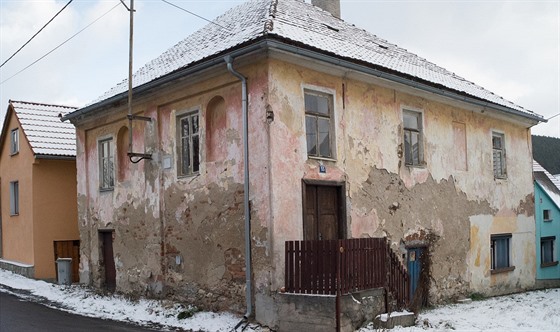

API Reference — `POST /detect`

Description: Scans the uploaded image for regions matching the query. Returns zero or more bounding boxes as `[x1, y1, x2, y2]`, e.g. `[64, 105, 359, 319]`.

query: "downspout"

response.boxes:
[224, 55, 252, 319]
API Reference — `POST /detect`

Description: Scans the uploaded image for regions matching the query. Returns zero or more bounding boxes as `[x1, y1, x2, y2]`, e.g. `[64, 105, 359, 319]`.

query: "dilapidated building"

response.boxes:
[62, 0, 544, 329]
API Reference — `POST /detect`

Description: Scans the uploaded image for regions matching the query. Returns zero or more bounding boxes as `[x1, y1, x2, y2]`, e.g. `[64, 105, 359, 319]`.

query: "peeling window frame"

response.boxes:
[10, 128, 19, 155]
[176, 110, 200, 177]
[98, 137, 115, 191]
[402, 109, 425, 167]
[490, 234, 514, 273]
[304, 89, 335, 160]
[541, 236, 557, 267]
[492, 131, 507, 179]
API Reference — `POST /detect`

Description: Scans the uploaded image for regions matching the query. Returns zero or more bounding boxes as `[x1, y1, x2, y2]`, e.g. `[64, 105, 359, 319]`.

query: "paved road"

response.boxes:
[0, 291, 162, 332]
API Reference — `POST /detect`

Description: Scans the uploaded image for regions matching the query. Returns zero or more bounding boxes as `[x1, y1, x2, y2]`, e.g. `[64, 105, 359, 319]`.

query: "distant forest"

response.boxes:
[532, 135, 560, 175]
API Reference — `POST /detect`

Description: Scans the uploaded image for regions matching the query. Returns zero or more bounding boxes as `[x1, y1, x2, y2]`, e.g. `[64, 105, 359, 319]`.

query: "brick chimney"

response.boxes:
[311, 0, 340, 18]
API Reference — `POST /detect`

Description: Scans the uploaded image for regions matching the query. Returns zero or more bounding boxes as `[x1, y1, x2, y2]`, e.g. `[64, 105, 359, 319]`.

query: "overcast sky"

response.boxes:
[1, 0, 558, 138]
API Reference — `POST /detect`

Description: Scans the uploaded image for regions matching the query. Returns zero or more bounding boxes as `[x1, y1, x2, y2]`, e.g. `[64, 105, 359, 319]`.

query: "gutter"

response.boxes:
[35, 154, 76, 161]
[62, 38, 544, 125]
[61, 41, 267, 123]
[224, 55, 253, 320]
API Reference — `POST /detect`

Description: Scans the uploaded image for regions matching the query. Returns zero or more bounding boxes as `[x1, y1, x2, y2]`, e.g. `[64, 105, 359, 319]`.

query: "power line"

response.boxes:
[0, 2, 121, 85]
[160, 0, 227, 30]
[0, 0, 74, 69]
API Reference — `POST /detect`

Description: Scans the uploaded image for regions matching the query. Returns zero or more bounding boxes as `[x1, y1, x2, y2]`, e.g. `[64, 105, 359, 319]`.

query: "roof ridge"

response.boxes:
[263, 0, 278, 33]
[10, 100, 78, 110]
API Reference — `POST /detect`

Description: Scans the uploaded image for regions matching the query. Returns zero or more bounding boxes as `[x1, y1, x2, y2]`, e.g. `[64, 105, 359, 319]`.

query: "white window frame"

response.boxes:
[304, 89, 335, 159]
[10, 128, 19, 155]
[402, 108, 424, 166]
[98, 137, 114, 190]
[10, 181, 19, 216]
[492, 131, 507, 179]
[176, 110, 200, 177]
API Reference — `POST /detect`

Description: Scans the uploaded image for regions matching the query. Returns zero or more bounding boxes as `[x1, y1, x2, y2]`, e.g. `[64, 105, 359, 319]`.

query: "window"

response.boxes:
[541, 237, 556, 266]
[492, 132, 506, 179]
[10, 181, 19, 215]
[10, 128, 19, 155]
[491, 234, 513, 272]
[305, 90, 334, 158]
[177, 111, 200, 176]
[403, 110, 424, 166]
[543, 209, 552, 222]
[99, 138, 114, 190]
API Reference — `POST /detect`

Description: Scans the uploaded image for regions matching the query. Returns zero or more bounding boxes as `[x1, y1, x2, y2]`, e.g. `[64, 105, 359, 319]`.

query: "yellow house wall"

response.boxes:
[32, 159, 79, 279]
[0, 110, 34, 266]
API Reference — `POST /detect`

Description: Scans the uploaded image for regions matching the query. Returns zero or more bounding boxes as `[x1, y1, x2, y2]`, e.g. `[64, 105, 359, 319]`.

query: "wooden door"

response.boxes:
[54, 240, 80, 282]
[100, 231, 116, 291]
[304, 184, 342, 240]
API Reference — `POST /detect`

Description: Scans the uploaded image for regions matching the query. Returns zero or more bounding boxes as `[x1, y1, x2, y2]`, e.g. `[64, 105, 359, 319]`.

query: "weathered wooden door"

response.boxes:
[100, 231, 116, 291]
[53, 240, 80, 282]
[304, 184, 342, 240]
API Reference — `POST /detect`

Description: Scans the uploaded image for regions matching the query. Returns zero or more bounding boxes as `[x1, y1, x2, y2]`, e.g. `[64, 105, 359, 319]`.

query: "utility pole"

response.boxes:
[121, 0, 151, 163]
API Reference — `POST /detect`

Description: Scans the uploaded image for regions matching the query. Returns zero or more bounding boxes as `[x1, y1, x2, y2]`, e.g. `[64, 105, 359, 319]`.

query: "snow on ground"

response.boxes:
[0, 269, 242, 331]
[360, 288, 560, 332]
[1, 268, 559, 331]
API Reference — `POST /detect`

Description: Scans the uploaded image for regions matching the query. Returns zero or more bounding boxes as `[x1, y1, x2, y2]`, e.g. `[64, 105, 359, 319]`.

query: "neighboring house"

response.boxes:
[533, 161, 560, 283]
[0, 101, 80, 282]
[61, 0, 544, 329]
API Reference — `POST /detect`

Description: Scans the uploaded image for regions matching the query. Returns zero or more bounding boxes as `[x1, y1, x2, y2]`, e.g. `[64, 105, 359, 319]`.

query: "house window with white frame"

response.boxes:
[99, 138, 114, 190]
[491, 234, 513, 272]
[541, 237, 556, 266]
[304, 90, 334, 159]
[403, 110, 424, 166]
[492, 132, 506, 179]
[177, 111, 200, 176]
[10, 181, 19, 215]
[10, 128, 19, 155]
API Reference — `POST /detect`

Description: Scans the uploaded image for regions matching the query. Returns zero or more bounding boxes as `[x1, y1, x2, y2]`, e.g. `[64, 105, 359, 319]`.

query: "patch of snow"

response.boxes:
[0, 269, 240, 331]
[0, 259, 33, 268]
[362, 289, 560, 331]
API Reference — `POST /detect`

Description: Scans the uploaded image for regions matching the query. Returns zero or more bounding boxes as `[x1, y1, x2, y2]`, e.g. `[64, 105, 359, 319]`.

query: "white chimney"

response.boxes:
[311, 0, 340, 18]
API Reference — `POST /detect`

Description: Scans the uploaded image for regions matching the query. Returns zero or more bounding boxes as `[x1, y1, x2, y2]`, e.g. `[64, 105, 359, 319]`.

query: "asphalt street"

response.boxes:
[0, 291, 161, 332]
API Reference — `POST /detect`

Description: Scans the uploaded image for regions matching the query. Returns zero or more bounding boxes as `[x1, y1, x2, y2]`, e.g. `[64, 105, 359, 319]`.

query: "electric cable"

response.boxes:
[0, 0, 74, 68]
[160, 0, 227, 30]
[0, 2, 121, 85]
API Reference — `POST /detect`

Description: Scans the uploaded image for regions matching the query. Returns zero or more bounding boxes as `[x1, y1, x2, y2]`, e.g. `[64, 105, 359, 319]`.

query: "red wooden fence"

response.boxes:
[285, 237, 409, 308]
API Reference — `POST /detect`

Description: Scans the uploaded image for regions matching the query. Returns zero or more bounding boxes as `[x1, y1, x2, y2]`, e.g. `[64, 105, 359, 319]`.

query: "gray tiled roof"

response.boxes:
[91, 0, 537, 118]
[11, 101, 77, 157]
[534, 160, 560, 208]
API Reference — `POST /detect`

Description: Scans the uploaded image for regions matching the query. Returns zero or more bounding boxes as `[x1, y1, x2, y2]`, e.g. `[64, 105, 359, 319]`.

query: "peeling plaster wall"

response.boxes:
[266, 58, 536, 305]
[74, 54, 535, 324]
[74, 59, 273, 312]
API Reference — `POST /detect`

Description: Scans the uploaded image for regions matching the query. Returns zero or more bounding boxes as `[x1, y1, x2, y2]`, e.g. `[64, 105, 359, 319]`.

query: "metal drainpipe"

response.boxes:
[224, 55, 253, 319]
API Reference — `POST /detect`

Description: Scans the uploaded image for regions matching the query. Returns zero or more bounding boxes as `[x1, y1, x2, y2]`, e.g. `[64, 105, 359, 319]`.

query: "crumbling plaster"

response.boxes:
[265, 58, 535, 301]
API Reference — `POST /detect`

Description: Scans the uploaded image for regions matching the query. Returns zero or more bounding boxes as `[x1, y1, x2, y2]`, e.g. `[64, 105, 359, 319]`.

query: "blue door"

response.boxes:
[407, 247, 423, 300]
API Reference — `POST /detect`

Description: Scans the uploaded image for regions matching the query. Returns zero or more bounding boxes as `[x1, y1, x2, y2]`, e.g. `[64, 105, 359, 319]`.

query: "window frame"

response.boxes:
[543, 209, 552, 222]
[541, 236, 558, 267]
[402, 109, 424, 167]
[492, 131, 507, 179]
[10, 128, 19, 155]
[304, 89, 335, 160]
[10, 181, 19, 216]
[98, 137, 115, 191]
[176, 110, 200, 178]
[490, 234, 514, 273]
